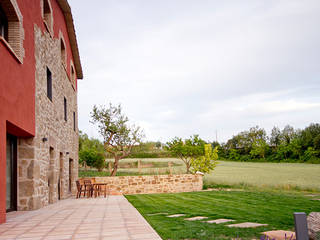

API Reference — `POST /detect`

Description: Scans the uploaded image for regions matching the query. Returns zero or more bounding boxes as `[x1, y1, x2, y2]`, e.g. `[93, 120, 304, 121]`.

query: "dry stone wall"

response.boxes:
[81, 174, 203, 195]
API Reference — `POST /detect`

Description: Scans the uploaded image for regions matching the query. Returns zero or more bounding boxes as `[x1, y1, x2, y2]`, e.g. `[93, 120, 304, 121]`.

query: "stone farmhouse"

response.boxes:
[0, 0, 82, 223]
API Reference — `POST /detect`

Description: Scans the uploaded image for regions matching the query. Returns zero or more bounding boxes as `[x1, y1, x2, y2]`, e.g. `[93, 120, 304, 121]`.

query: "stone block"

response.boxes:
[19, 146, 35, 159]
[19, 180, 34, 197]
[307, 212, 320, 240]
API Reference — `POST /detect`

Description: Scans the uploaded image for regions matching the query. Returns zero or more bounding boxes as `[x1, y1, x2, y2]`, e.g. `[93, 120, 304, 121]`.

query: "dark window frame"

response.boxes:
[0, 4, 8, 41]
[73, 112, 76, 131]
[64, 97, 67, 121]
[47, 67, 52, 101]
[60, 38, 66, 66]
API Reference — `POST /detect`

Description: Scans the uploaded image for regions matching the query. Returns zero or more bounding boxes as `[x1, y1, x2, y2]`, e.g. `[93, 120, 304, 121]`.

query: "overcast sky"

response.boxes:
[68, 0, 320, 143]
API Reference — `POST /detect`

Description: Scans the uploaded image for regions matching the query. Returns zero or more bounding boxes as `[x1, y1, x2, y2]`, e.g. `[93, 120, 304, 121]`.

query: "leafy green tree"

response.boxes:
[91, 103, 144, 176]
[250, 139, 269, 159]
[229, 148, 240, 161]
[79, 148, 105, 171]
[191, 144, 218, 173]
[79, 131, 105, 170]
[166, 135, 206, 173]
[270, 126, 281, 148]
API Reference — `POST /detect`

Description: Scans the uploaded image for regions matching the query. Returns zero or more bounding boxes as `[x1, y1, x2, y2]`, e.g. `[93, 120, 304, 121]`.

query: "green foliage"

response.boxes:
[221, 123, 320, 163]
[250, 139, 269, 159]
[90, 103, 144, 176]
[79, 131, 105, 171]
[190, 144, 218, 173]
[166, 135, 206, 173]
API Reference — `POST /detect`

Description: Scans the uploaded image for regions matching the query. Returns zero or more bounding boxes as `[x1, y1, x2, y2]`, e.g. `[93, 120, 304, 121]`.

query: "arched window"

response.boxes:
[70, 63, 75, 85]
[0, 1, 24, 62]
[43, 0, 52, 33]
[0, 4, 8, 41]
[60, 38, 66, 66]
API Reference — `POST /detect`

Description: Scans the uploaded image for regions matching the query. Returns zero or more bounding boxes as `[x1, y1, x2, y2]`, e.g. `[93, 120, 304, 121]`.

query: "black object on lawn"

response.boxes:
[294, 212, 309, 240]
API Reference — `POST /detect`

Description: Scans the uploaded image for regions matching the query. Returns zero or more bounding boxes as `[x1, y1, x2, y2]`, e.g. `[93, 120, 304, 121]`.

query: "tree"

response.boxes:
[91, 103, 144, 176]
[250, 139, 269, 159]
[79, 148, 105, 171]
[166, 135, 206, 173]
[270, 126, 281, 148]
[79, 131, 105, 170]
[191, 144, 218, 174]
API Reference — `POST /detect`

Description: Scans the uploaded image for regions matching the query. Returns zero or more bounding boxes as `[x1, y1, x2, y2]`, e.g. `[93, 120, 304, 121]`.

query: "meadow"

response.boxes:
[79, 158, 320, 192]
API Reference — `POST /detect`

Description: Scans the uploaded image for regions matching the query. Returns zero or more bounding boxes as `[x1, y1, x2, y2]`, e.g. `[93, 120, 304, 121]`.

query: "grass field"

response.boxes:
[203, 161, 320, 192]
[80, 158, 320, 192]
[126, 190, 320, 240]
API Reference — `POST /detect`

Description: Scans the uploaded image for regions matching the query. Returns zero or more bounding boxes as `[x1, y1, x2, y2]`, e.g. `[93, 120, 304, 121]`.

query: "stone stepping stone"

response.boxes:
[167, 214, 186, 218]
[262, 230, 296, 240]
[206, 219, 235, 224]
[185, 216, 208, 221]
[147, 213, 168, 216]
[227, 222, 268, 228]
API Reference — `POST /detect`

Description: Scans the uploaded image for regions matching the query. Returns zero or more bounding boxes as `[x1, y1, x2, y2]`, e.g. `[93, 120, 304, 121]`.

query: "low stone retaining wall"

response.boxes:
[80, 174, 203, 195]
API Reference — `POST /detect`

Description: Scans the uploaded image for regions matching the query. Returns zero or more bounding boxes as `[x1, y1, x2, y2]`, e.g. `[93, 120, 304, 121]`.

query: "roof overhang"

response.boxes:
[56, 0, 83, 79]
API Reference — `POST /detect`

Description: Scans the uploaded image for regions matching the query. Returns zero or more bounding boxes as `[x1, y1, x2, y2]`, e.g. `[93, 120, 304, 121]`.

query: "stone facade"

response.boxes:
[81, 174, 203, 195]
[17, 25, 78, 211]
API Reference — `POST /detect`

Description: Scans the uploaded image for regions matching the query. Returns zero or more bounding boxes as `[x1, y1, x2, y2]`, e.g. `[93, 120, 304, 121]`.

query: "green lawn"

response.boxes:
[126, 190, 320, 240]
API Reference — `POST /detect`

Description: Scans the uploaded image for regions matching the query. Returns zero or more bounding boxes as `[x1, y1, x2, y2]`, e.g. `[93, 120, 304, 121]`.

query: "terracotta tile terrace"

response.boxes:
[0, 196, 162, 240]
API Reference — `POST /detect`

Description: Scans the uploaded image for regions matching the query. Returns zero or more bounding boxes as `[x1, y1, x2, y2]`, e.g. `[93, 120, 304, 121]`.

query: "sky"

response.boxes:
[68, 0, 320, 143]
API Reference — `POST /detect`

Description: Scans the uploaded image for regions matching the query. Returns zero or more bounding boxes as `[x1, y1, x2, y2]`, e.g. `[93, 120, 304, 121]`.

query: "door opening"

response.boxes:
[69, 158, 73, 193]
[6, 134, 17, 212]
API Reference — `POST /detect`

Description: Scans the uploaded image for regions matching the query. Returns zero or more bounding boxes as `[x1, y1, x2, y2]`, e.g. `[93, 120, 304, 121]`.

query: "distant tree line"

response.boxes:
[215, 123, 320, 163]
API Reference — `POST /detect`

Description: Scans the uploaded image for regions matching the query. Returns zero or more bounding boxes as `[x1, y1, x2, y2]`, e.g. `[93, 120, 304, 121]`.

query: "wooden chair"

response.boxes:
[83, 179, 93, 197]
[76, 180, 85, 198]
[93, 183, 109, 198]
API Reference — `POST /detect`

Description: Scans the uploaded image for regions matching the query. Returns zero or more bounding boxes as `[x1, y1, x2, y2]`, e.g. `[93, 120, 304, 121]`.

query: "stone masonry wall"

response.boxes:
[17, 25, 78, 210]
[80, 174, 203, 195]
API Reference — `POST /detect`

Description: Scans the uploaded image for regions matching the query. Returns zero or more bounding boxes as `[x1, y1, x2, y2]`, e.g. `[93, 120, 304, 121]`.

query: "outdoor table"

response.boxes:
[92, 183, 109, 198]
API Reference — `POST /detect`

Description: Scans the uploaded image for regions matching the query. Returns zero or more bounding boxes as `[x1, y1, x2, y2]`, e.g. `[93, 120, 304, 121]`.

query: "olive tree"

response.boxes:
[91, 103, 144, 176]
[166, 135, 206, 173]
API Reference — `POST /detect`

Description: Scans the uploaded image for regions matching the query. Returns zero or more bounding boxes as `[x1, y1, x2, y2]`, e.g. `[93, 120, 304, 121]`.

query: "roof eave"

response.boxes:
[56, 0, 83, 79]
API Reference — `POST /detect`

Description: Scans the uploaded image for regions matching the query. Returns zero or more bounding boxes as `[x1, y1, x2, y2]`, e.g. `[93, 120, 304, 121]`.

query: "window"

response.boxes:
[70, 63, 75, 86]
[47, 67, 52, 101]
[64, 97, 67, 121]
[60, 38, 66, 66]
[43, 0, 52, 32]
[0, 1, 24, 62]
[0, 4, 8, 41]
[73, 112, 76, 131]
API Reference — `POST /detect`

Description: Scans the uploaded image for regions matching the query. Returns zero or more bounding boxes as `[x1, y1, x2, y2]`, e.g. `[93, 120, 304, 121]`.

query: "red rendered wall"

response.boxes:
[0, 0, 77, 223]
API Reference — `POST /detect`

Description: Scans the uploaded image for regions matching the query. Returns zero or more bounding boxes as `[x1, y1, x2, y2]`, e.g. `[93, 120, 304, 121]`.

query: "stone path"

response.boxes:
[0, 196, 162, 240]
[262, 230, 296, 240]
[184, 216, 208, 221]
[227, 222, 268, 228]
[166, 214, 186, 218]
[206, 219, 235, 224]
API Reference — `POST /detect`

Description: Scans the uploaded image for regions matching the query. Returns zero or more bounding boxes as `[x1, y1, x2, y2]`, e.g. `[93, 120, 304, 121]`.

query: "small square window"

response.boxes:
[47, 67, 52, 101]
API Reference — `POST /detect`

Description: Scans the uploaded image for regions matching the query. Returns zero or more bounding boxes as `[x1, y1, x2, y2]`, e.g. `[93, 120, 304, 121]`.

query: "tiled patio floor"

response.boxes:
[0, 196, 162, 240]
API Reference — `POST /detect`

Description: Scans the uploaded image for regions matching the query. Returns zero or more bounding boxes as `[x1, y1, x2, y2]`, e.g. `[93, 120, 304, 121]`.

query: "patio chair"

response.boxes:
[83, 179, 93, 197]
[76, 180, 85, 198]
[93, 183, 110, 198]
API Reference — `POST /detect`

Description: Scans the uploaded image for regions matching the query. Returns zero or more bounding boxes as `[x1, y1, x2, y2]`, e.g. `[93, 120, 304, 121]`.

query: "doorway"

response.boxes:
[69, 158, 73, 193]
[58, 152, 63, 200]
[6, 134, 17, 212]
